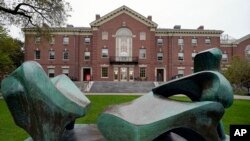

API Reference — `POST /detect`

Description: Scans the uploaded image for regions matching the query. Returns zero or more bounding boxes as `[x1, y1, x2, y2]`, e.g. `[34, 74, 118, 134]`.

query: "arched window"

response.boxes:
[245, 45, 250, 59]
[116, 28, 133, 58]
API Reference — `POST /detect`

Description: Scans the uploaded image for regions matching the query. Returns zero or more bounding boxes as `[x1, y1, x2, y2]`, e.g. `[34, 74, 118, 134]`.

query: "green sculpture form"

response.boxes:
[1, 61, 90, 141]
[97, 48, 233, 141]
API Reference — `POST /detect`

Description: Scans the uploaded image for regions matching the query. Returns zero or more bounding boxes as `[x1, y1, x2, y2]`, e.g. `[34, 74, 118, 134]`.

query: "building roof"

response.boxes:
[90, 5, 158, 28]
[235, 34, 250, 44]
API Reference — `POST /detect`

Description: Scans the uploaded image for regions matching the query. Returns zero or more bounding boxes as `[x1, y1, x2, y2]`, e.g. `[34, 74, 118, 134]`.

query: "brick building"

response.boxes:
[23, 5, 250, 82]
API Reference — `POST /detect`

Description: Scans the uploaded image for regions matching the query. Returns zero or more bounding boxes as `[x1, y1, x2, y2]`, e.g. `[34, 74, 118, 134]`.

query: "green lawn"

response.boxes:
[0, 95, 250, 140]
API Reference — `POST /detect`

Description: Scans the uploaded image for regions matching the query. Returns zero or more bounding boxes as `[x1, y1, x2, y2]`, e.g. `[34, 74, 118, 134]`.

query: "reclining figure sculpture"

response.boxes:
[1, 61, 90, 141]
[97, 48, 233, 141]
[1, 48, 233, 141]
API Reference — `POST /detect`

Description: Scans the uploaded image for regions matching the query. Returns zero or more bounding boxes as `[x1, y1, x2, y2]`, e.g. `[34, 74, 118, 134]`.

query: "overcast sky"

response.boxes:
[9, 0, 250, 40]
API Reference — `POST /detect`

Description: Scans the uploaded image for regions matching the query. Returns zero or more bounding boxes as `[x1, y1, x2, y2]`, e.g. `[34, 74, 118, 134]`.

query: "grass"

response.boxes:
[1, 95, 250, 140]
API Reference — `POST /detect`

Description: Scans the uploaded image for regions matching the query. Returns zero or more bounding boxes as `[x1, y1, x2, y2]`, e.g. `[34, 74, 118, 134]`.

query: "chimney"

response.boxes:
[66, 24, 74, 28]
[96, 14, 100, 20]
[198, 25, 204, 30]
[147, 16, 152, 21]
[174, 25, 181, 29]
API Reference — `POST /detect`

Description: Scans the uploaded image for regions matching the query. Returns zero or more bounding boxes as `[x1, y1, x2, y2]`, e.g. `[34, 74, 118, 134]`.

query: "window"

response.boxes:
[49, 50, 55, 60]
[62, 68, 69, 76]
[84, 37, 91, 44]
[178, 69, 184, 77]
[102, 48, 109, 58]
[178, 38, 184, 49]
[102, 32, 108, 40]
[35, 36, 41, 44]
[178, 52, 184, 61]
[101, 67, 108, 78]
[50, 36, 55, 44]
[140, 67, 146, 78]
[157, 38, 163, 46]
[63, 36, 69, 45]
[84, 52, 90, 60]
[192, 38, 197, 46]
[192, 52, 197, 60]
[222, 53, 228, 63]
[63, 50, 69, 60]
[48, 68, 55, 78]
[205, 38, 211, 44]
[157, 52, 163, 61]
[140, 32, 146, 40]
[245, 45, 250, 59]
[139, 48, 146, 59]
[34, 50, 40, 60]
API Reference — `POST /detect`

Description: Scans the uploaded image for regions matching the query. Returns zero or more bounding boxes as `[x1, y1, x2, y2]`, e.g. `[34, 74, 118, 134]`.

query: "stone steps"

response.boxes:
[89, 81, 155, 93]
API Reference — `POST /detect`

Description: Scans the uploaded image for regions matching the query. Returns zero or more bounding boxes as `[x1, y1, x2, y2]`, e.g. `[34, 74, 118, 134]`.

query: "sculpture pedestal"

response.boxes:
[25, 124, 106, 141]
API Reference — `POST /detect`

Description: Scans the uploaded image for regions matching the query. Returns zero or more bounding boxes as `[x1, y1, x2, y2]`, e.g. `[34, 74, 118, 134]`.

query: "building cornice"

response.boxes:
[22, 27, 93, 35]
[156, 28, 223, 36]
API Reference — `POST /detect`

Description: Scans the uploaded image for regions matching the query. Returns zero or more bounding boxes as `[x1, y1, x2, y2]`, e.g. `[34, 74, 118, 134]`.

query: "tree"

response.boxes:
[0, 0, 72, 27]
[223, 56, 250, 95]
[0, 26, 23, 80]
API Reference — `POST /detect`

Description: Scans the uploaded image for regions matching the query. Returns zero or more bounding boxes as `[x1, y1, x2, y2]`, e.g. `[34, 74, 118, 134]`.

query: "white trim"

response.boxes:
[47, 65, 55, 69]
[139, 64, 147, 67]
[177, 67, 185, 69]
[61, 66, 69, 69]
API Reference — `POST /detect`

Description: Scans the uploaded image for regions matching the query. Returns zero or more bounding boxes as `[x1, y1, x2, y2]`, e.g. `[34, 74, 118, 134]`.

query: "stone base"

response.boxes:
[24, 124, 230, 141]
[25, 124, 106, 141]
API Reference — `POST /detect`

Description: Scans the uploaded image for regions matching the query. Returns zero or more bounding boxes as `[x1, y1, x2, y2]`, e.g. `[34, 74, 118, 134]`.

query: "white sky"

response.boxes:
[9, 0, 250, 40]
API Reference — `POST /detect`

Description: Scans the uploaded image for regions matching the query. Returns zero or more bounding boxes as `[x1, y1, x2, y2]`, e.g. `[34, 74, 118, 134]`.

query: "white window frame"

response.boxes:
[205, 38, 211, 44]
[84, 51, 90, 60]
[50, 35, 55, 44]
[63, 36, 69, 45]
[178, 52, 184, 61]
[35, 36, 41, 44]
[49, 51, 55, 60]
[34, 50, 40, 60]
[139, 48, 146, 59]
[84, 37, 91, 44]
[101, 67, 109, 78]
[63, 50, 69, 60]
[140, 32, 146, 40]
[102, 48, 109, 58]
[139, 67, 146, 78]
[157, 52, 163, 61]
[192, 38, 197, 46]
[102, 32, 108, 40]
[48, 68, 55, 78]
[157, 38, 163, 46]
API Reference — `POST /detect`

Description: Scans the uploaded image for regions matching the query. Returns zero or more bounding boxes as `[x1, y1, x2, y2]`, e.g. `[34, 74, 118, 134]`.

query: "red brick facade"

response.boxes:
[23, 6, 250, 82]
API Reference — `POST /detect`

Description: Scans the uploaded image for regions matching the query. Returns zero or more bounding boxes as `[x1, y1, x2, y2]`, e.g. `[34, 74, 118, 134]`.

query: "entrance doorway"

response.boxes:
[113, 66, 134, 81]
[156, 69, 164, 81]
[83, 68, 91, 81]
[120, 67, 127, 81]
